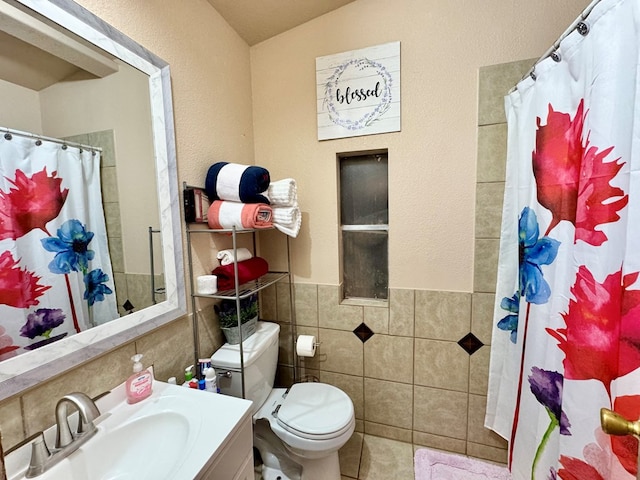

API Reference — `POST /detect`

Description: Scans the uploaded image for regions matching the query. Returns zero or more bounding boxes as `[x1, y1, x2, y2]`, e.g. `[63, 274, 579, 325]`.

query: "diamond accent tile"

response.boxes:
[457, 332, 484, 355]
[353, 323, 374, 343]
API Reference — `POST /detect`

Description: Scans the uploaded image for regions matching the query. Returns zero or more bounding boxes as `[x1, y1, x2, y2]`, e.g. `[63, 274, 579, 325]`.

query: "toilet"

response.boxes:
[210, 321, 355, 480]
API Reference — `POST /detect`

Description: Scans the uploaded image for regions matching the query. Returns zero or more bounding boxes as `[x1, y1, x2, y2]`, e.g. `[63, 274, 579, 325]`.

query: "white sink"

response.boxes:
[6, 379, 253, 480]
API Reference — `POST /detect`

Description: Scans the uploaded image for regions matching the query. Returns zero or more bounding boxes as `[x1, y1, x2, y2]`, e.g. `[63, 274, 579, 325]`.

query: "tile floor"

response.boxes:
[347, 433, 511, 479]
[255, 433, 501, 479]
[339, 433, 415, 480]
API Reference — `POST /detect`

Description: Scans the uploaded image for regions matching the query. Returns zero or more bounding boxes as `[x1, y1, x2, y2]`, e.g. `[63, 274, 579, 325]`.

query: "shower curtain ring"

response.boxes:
[4, 132, 12, 140]
[550, 50, 561, 63]
[576, 21, 589, 36]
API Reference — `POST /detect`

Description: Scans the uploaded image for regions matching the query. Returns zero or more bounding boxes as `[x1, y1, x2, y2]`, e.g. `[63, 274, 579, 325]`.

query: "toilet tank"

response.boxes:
[210, 321, 280, 414]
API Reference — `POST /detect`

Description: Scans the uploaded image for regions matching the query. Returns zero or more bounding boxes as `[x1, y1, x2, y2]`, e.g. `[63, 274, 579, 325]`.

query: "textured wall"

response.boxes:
[250, 0, 589, 290]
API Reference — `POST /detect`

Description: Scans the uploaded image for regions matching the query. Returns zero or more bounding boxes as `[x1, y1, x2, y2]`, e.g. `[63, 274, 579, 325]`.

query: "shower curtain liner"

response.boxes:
[0, 129, 118, 361]
[486, 0, 640, 478]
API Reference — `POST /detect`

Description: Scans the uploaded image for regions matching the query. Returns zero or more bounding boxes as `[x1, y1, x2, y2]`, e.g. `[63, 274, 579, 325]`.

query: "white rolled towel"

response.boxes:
[216, 247, 253, 266]
[265, 178, 297, 207]
[273, 205, 301, 238]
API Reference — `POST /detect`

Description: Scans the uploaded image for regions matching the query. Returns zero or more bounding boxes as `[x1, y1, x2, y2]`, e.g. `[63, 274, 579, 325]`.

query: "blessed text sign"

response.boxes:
[316, 41, 401, 141]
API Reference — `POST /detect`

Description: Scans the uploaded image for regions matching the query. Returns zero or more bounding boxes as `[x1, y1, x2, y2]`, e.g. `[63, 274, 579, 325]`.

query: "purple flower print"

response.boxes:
[20, 308, 66, 339]
[529, 367, 571, 479]
[529, 367, 571, 435]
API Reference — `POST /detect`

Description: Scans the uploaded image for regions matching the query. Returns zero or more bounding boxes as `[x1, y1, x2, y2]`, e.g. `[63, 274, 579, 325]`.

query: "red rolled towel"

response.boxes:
[212, 257, 269, 290]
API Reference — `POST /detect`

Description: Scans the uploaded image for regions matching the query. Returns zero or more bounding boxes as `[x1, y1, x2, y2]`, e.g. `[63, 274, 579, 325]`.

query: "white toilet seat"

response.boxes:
[255, 384, 355, 455]
[277, 383, 355, 440]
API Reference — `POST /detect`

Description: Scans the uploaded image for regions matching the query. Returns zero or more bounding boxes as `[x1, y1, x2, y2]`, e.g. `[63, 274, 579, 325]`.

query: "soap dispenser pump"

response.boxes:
[126, 354, 153, 404]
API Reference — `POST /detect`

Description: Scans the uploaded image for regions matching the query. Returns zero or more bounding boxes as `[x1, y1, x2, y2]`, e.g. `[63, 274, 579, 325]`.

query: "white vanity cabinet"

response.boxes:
[197, 412, 254, 480]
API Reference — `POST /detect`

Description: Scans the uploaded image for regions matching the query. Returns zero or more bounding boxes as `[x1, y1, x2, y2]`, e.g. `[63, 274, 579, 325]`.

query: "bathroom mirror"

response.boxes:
[0, 0, 186, 401]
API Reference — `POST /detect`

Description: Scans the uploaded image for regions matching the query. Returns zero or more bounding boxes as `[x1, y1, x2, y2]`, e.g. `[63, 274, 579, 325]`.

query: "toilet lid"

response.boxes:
[276, 383, 354, 440]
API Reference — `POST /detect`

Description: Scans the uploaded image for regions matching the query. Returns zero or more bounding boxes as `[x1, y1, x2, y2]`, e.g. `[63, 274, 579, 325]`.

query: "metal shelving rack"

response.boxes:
[186, 225, 297, 399]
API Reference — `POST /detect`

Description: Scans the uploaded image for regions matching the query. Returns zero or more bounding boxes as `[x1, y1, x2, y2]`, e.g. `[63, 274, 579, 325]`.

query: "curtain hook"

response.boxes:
[529, 69, 537, 81]
[35, 139, 42, 146]
[4, 132, 12, 140]
[550, 50, 561, 63]
[576, 21, 589, 36]
[61, 144, 68, 150]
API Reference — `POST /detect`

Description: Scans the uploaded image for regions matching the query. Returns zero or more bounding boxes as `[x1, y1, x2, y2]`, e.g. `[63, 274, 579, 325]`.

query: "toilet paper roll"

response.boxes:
[296, 335, 317, 358]
[197, 275, 218, 295]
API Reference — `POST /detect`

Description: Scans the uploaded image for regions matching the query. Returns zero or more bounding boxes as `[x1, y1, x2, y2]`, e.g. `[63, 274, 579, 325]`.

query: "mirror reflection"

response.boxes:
[0, 0, 185, 398]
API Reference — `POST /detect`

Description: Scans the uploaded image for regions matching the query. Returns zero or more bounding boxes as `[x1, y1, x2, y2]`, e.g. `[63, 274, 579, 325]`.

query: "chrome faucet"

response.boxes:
[26, 392, 100, 478]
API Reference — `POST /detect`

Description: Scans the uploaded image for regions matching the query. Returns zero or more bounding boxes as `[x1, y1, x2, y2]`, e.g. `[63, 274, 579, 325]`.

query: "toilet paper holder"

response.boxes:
[296, 338, 321, 348]
[295, 335, 321, 358]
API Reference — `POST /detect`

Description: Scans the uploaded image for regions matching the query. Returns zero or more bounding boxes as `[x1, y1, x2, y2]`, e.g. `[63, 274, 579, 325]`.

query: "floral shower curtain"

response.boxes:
[486, 0, 640, 478]
[0, 131, 118, 361]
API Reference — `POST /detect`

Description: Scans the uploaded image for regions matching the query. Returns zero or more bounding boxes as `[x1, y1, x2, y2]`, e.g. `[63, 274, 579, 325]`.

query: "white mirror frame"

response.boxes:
[0, 0, 186, 401]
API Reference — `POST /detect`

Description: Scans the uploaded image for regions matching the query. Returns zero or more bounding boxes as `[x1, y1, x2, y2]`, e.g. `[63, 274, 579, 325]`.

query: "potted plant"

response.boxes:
[215, 294, 258, 344]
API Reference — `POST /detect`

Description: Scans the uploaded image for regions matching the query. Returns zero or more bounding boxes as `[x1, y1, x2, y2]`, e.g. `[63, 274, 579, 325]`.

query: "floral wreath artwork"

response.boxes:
[323, 58, 393, 130]
[0, 165, 113, 360]
[316, 41, 400, 141]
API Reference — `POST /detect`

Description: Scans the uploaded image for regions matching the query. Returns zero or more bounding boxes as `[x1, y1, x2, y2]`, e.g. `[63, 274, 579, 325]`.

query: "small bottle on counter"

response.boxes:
[126, 354, 153, 404]
[182, 365, 198, 388]
[204, 367, 218, 393]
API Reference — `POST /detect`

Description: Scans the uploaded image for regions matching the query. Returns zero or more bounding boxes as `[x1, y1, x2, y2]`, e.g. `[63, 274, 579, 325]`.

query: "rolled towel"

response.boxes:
[272, 205, 301, 238]
[208, 200, 272, 230]
[265, 178, 297, 206]
[205, 162, 271, 204]
[217, 247, 253, 266]
[212, 257, 269, 290]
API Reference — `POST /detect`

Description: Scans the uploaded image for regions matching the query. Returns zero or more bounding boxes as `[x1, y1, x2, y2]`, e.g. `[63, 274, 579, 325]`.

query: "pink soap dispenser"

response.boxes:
[126, 354, 153, 404]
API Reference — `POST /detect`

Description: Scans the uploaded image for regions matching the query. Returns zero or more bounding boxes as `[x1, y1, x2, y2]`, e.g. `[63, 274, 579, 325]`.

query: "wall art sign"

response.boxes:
[316, 41, 400, 141]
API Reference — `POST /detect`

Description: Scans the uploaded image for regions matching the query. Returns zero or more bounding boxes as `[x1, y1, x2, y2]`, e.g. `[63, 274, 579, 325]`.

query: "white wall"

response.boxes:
[0, 78, 42, 132]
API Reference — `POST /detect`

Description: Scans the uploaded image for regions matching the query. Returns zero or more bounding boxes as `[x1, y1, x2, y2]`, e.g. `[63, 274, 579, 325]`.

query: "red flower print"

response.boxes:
[0, 325, 19, 361]
[609, 395, 640, 477]
[0, 167, 68, 240]
[558, 455, 605, 480]
[532, 100, 627, 245]
[0, 250, 50, 307]
[546, 266, 640, 396]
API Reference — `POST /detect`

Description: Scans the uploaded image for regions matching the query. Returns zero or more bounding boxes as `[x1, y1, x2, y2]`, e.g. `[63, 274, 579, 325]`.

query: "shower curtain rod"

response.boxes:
[510, 0, 602, 92]
[1, 125, 103, 153]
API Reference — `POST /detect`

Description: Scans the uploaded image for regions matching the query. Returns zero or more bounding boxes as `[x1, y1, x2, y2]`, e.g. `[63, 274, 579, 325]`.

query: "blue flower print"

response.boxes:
[519, 207, 560, 304]
[83, 269, 112, 306]
[41, 219, 95, 274]
[497, 293, 519, 343]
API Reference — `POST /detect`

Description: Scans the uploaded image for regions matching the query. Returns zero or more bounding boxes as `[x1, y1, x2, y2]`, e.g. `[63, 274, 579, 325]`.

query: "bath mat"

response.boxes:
[414, 448, 511, 480]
